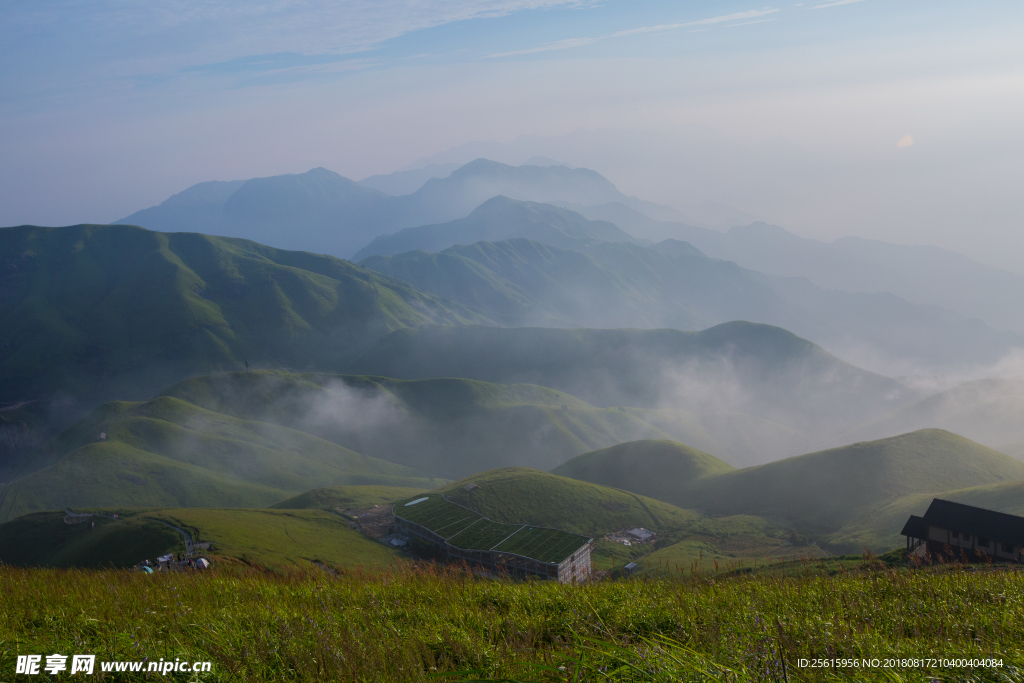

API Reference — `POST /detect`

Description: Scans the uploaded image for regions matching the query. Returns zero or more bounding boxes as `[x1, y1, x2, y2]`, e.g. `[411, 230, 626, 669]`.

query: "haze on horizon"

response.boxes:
[1, 0, 1022, 272]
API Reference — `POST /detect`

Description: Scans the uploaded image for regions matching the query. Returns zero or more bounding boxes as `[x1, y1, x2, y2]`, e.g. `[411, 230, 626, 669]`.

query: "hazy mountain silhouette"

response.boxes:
[353, 197, 641, 260]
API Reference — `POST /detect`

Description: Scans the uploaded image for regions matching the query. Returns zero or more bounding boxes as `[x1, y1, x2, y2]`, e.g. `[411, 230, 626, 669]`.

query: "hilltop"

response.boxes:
[551, 440, 734, 506]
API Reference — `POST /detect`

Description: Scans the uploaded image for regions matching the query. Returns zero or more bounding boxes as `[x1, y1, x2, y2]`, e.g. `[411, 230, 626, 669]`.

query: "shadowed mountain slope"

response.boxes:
[0, 394, 437, 521]
[344, 323, 917, 439]
[358, 236, 1016, 373]
[0, 224, 482, 421]
[360, 237, 789, 330]
[156, 371, 705, 478]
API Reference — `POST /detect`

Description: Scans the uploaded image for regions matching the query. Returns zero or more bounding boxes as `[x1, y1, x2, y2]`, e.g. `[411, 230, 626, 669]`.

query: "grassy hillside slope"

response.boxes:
[551, 440, 735, 505]
[0, 223, 482, 418]
[146, 508, 402, 571]
[0, 507, 401, 571]
[0, 395, 438, 521]
[270, 485, 429, 510]
[690, 430, 1024, 536]
[433, 468, 813, 569]
[0, 511, 183, 568]
[553, 430, 1024, 553]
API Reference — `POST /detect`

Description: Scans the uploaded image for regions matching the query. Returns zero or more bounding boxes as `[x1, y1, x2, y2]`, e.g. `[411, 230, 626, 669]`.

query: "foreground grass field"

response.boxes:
[1, 563, 1022, 682]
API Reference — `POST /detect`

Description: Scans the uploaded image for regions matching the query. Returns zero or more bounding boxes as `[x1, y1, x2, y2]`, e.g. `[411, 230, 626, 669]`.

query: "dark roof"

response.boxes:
[900, 515, 928, 539]
[918, 499, 1024, 546]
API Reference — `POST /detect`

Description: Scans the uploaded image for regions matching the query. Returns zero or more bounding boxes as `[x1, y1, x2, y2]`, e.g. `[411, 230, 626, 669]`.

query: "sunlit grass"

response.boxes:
[1, 560, 1022, 682]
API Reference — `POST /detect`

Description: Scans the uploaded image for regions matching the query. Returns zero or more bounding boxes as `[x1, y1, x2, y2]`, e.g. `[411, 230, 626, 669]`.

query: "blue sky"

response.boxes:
[1, 0, 1023, 269]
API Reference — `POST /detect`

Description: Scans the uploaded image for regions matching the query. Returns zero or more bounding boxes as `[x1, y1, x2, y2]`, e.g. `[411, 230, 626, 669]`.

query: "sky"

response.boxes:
[2, 0, 1023, 271]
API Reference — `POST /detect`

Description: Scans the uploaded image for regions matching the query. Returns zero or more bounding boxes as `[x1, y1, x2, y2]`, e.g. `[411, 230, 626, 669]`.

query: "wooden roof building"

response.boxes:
[901, 498, 1024, 562]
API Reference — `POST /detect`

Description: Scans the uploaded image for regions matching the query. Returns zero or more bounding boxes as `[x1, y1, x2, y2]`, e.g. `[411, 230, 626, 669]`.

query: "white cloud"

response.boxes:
[487, 8, 780, 58]
[812, 0, 867, 9]
[896, 134, 914, 148]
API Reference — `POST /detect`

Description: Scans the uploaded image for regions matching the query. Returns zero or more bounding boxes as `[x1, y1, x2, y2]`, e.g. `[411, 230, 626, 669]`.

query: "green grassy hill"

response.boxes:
[437, 467, 701, 537]
[145, 508, 402, 571]
[688, 430, 1024, 540]
[0, 394, 439, 521]
[270, 485, 429, 510]
[551, 440, 735, 505]
[0, 507, 402, 571]
[433, 468, 813, 569]
[552, 429, 1024, 553]
[0, 223, 483, 423]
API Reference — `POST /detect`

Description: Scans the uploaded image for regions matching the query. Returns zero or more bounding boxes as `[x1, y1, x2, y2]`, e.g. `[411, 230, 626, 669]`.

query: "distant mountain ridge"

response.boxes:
[117, 160, 665, 259]
[353, 197, 640, 260]
[579, 203, 1024, 336]
[360, 236, 1023, 375]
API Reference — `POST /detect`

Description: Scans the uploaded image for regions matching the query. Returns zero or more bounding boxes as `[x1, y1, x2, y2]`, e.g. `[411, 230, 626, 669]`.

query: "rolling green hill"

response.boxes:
[0, 395, 439, 521]
[0, 507, 402, 571]
[436, 468, 701, 537]
[687, 429, 1024, 533]
[553, 430, 1024, 553]
[0, 223, 483, 425]
[270, 485, 430, 510]
[344, 322, 916, 440]
[431, 468, 815, 570]
[551, 440, 735, 505]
